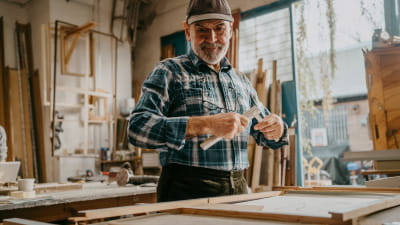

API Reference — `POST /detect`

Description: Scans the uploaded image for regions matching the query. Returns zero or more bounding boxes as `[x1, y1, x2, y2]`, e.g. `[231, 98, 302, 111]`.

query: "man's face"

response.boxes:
[184, 20, 233, 65]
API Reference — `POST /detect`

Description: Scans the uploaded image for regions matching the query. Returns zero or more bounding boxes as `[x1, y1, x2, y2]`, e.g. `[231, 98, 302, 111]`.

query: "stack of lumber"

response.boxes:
[247, 59, 295, 192]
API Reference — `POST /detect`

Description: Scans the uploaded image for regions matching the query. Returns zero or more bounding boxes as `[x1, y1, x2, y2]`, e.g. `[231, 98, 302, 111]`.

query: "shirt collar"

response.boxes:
[188, 49, 232, 72]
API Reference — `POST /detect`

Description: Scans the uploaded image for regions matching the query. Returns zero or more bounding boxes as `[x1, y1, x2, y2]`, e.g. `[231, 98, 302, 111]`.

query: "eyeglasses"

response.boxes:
[201, 77, 239, 113]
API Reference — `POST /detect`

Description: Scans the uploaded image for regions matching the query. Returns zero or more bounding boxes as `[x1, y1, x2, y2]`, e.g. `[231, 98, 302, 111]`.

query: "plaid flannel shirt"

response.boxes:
[128, 50, 288, 171]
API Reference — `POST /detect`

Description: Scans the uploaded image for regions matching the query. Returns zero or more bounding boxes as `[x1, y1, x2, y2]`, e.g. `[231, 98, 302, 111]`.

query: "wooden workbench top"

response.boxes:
[0, 182, 156, 211]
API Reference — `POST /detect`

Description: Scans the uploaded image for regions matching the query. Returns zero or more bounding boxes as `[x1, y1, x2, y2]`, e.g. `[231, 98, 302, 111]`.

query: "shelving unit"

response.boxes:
[47, 21, 118, 158]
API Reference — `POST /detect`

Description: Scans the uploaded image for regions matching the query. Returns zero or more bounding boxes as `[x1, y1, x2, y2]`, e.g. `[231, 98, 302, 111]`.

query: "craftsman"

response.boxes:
[128, 0, 288, 202]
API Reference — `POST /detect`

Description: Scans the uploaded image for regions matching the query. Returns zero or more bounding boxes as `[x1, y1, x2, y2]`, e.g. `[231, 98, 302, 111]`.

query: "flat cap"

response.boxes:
[186, 0, 234, 24]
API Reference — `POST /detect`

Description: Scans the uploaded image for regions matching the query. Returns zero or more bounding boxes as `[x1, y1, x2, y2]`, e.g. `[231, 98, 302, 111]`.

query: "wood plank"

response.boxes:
[286, 129, 296, 186]
[273, 186, 400, 194]
[79, 198, 208, 220]
[375, 160, 400, 170]
[208, 191, 282, 204]
[181, 208, 350, 225]
[31, 70, 46, 182]
[4, 218, 54, 225]
[255, 58, 267, 106]
[365, 176, 400, 188]
[0, 17, 5, 125]
[361, 169, 400, 176]
[5, 68, 24, 163]
[251, 146, 263, 191]
[105, 213, 321, 225]
[329, 196, 400, 221]
[20, 69, 35, 178]
[343, 150, 400, 161]
[64, 22, 96, 39]
[188, 203, 264, 212]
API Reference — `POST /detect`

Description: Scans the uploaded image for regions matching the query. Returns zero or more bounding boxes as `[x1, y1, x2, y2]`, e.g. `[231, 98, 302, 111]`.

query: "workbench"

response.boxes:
[71, 187, 400, 225]
[0, 182, 156, 223]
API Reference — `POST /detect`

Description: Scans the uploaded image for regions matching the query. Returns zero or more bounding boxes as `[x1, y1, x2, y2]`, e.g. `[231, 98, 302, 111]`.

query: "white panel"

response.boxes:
[239, 8, 293, 82]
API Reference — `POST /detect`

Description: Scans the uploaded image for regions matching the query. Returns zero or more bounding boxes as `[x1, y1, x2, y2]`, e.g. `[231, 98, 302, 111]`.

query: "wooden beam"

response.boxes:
[4, 218, 54, 225]
[78, 198, 208, 220]
[0, 17, 5, 125]
[208, 191, 282, 204]
[188, 203, 264, 212]
[273, 186, 400, 194]
[329, 196, 400, 221]
[251, 146, 263, 191]
[181, 208, 350, 225]
[343, 150, 400, 161]
[63, 33, 80, 65]
[360, 169, 400, 176]
[64, 22, 96, 39]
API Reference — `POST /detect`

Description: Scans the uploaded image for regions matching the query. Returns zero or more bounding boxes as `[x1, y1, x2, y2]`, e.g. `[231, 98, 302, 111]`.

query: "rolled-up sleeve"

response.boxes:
[128, 63, 188, 151]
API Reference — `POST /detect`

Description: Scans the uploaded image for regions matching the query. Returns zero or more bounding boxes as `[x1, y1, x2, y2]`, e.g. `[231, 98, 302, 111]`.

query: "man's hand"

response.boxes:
[254, 114, 284, 141]
[186, 112, 249, 139]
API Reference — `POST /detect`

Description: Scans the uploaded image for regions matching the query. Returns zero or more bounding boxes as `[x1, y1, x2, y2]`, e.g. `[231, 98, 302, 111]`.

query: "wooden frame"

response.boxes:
[59, 22, 96, 77]
[49, 21, 117, 156]
[66, 189, 400, 225]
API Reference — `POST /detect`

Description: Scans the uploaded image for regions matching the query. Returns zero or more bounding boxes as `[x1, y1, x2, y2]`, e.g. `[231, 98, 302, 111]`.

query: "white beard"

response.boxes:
[192, 42, 229, 65]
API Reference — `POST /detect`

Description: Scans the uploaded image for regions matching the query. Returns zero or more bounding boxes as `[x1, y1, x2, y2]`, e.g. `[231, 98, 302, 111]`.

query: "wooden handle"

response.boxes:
[200, 136, 223, 150]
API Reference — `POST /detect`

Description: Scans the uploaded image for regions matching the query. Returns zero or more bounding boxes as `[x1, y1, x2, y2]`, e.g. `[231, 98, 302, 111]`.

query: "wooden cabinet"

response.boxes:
[364, 47, 400, 150]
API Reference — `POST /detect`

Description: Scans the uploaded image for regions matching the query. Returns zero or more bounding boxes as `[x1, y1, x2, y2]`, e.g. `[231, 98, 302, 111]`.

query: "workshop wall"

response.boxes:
[1, 0, 134, 182]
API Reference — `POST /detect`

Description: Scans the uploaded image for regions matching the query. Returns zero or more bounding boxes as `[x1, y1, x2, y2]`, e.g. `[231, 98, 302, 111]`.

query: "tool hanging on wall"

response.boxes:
[52, 111, 64, 150]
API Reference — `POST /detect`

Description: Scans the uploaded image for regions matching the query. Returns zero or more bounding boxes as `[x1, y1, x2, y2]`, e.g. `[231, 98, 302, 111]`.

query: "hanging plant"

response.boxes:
[295, 0, 337, 156]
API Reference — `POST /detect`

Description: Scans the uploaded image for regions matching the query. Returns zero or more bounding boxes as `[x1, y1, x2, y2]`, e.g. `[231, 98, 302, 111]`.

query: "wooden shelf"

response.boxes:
[56, 86, 112, 98]
[100, 159, 134, 164]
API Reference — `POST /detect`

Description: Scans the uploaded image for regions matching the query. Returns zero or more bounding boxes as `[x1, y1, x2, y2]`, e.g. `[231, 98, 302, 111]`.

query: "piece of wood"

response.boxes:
[34, 182, 83, 193]
[64, 22, 96, 39]
[329, 196, 400, 221]
[273, 186, 400, 194]
[105, 213, 319, 225]
[4, 218, 54, 225]
[189, 203, 264, 212]
[361, 169, 400, 176]
[252, 58, 269, 190]
[365, 176, 400, 188]
[181, 208, 350, 225]
[255, 59, 268, 106]
[343, 150, 400, 161]
[31, 70, 46, 182]
[270, 60, 278, 114]
[251, 146, 263, 191]
[266, 148, 274, 188]
[273, 149, 281, 186]
[78, 198, 209, 220]
[4, 68, 24, 163]
[20, 69, 35, 178]
[208, 191, 282, 204]
[286, 129, 296, 186]
[0, 17, 5, 125]
[375, 160, 400, 170]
